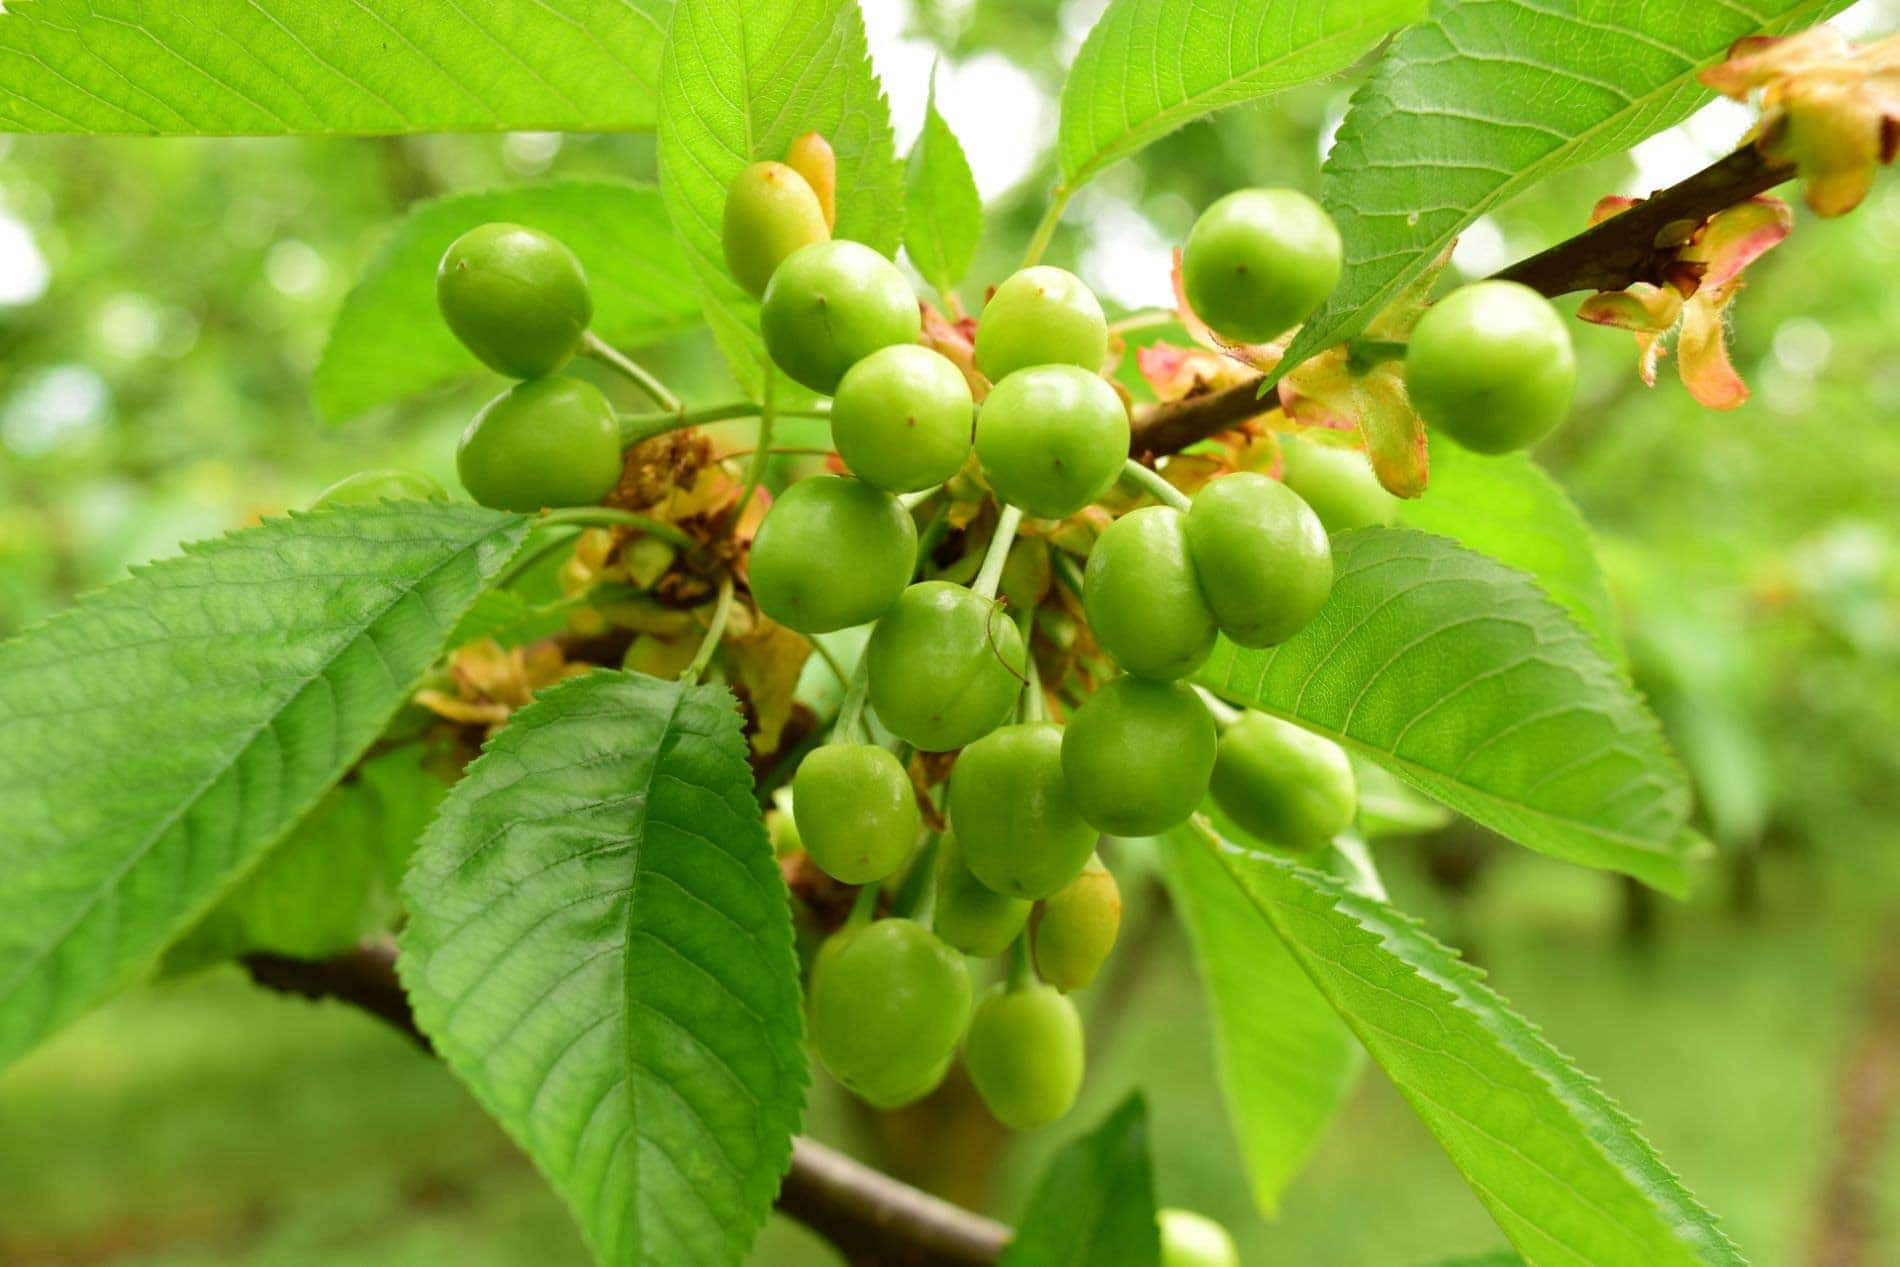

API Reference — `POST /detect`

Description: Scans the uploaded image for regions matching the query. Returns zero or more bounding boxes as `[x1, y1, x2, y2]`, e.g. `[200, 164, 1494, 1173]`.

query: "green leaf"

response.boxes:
[0, 503, 530, 1070]
[1057, 0, 1426, 192]
[904, 77, 983, 301]
[1194, 527, 1700, 894]
[164, 742, 449, 972]
[1000, 1094, 1160, 1267]
[315, 181, 703, 423]
[0, 0, 671, 135]
[1159, 827, 1362, 1215]
[656, 0, 902, 399]
[1402, 440, 1623, 664]
[399, 670, 805, 1267]
[1417, 1255, 1525, 1267]
[1281, 0, 1853, 370]
[1203, 835, 1743, 1267]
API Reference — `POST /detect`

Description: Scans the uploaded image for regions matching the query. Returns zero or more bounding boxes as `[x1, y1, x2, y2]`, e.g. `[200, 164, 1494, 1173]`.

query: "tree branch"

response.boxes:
[1126, 143, 1793, 458]
[241, 944, 1010, 1267]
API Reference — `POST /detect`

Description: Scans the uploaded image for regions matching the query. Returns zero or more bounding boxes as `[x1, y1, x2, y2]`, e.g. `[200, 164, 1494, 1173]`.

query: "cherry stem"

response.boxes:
[897, 486, 943, 513]
[582, 330, 682, 415]
[1020, 187, 1073, 270]
[681, 574, 736, 684]
[1005, 934, 1034, 992]
[808, 636, 850, 690]
[1107, 309, 1178, 339]
[1192, 686, 1243, 729]
[972, 504, 1024, 600]
[536, 506, 696, 551]
[847, 881, 880, 929]
[1120, 458, 1193, 513]
[832, 652, 872, 744]
[890, 829, 941, 923]
[728, 371, 779, 530]
[618, 400, 831, 450]
[1019, 620, 1047, 724]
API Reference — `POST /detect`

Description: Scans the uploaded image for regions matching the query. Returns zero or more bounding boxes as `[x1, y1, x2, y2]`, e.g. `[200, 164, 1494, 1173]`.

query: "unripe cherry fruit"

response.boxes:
[456, 376, 621, 513]
[1182, 188, 1341, 345]
[1210, 711, 1356, 854]
[748, 476, 916, 633]
[1405, 279, 1577, 454]
[1159, 1209, 1240, 1267]
[312, 469, 445, 509]
[1083, 505, 1218, 680]
[808, 918, 971, 1109]
[436, 222, 592, 379]
[1060, 676, 1216, 835]
[973, 265, 1109, 381]
[722, 161, 831, 299]
[830, 344, 975, 493]
[1278, 436, 1398, 533]
[963, 982, 1085, 1130]
[761, 240, 921, 395]
[950, 722, 1097, 901]
[932, 832, 1032, 958]
[792, 743, 920, 884]
[782, 132, 838, 230]
[865, 581, 1027, 752]
[1032, 855, 1122, 992]
[975, 365, 1129, 519]
[1185, 472, 1332, 648]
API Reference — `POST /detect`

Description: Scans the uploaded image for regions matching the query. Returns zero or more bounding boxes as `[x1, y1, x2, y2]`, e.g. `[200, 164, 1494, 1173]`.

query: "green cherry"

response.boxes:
[1061, 676, 1216, 836]
[865, 581, 1027, 752]
[455, 376, 621, 513]
[973, 265, 1109, 381]
[436, 222, 592, 379]
[975, 365, 1129, 519]
[830, 344, 975, 493]
[748, 476, 917, 634]
[808, 918, 971, 1109]
[722, 160, 830, 299]
[1083, 505, 1218, 680]
[791, 743, 920, 884]
[963, 983, 1086, 1131]
[312, 469, 446, 509]
[1405, 279, 1577, 454]
[1182, 188, 1341, 345]
[950, 722, 1097, 901]
[1210, 711, 1356, 854]
[932, 832, 1032, 958]
[1277, 436, 1398, 533]
[761, 240, 921, 395]
[1032, 855, 1122, 993]
[1159, 1209, 1240, 1267]
[1184, 472, 1332, 648]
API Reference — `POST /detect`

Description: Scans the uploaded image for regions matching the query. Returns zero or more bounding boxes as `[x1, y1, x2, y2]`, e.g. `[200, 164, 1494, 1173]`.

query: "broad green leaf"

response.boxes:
[0, 503, 529, 1071]
[1057, 0, 1425, 192]
[904, 79, 983, 301]
[315, 181, 703, 423]
[1203, 834, 1744, 1267]
[1418, 1256, 1526, 1267]
[1000, 1095, 1160, 1267]
[399, 671, 805, 1267]
[1194, 527, 1700, 894]
[1281, 0, 1853, 371]
[656, 0, 902, 398]
[163, 742, 449, 972]
[0, 0, 671, 135]
[1159, 827, 1363, 1215]
[1402, 440, 1623, 663]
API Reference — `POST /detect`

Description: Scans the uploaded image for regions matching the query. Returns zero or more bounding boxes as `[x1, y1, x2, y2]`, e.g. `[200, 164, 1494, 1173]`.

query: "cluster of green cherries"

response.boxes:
[720, 159, 1385, 1155]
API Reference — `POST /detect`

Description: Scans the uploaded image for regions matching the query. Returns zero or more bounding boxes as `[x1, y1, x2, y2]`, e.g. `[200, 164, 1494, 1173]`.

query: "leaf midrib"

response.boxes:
[0, 516, 519, 1010]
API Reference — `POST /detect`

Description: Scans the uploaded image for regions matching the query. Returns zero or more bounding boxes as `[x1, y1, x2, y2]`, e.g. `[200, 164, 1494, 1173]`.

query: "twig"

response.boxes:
[1125, 144, 1795, 459]
[242, 944, 1012, 1267]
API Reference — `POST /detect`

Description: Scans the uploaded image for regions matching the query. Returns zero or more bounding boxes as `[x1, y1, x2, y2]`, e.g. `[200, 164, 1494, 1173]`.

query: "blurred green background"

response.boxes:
[3, 1, 1898, 1264]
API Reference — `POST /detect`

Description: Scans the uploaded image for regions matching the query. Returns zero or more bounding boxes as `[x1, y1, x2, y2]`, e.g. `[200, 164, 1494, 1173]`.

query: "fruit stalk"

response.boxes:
[972, 504, 1025, 600]
[582, 329, 682, 414]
